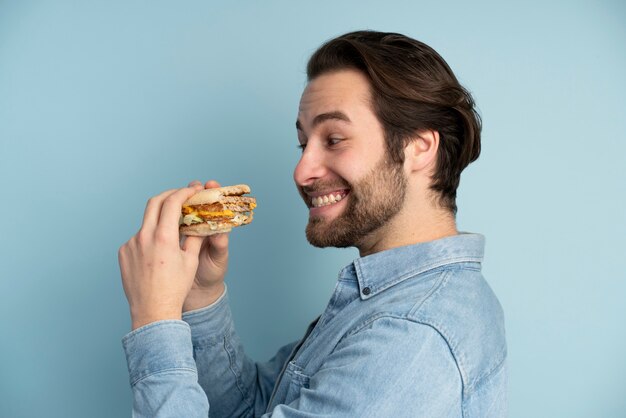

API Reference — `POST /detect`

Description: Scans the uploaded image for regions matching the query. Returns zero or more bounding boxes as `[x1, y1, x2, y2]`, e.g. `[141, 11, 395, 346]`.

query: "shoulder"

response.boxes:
[407, 264, 507, 395]
[334, 315, 464, 390]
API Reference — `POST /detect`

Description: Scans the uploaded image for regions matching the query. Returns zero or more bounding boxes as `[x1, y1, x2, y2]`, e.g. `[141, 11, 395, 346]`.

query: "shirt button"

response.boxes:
[362, 287, 371, 296]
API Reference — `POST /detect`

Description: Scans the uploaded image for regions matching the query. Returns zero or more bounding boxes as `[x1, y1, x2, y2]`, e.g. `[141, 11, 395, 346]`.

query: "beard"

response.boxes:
[302, 155, 408, 248]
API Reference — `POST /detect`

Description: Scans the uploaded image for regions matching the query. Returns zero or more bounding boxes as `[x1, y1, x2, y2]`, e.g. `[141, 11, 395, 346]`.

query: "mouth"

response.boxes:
[308, 189, 350, 209]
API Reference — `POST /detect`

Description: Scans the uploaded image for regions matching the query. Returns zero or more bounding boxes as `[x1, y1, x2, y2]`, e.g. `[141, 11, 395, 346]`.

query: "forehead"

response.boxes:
[298, 69, 373, 126]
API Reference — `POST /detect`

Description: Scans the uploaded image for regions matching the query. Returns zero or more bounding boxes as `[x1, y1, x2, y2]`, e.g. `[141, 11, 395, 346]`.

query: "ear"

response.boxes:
[404, 129, 439, 173]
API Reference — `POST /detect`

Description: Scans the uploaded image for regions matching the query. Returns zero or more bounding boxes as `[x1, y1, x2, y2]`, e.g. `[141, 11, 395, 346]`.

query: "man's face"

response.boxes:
[294, 69, 407, 248]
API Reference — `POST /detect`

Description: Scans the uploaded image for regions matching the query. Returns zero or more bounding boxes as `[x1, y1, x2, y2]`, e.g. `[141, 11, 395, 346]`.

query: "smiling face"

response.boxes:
[294, 69, 408, 248]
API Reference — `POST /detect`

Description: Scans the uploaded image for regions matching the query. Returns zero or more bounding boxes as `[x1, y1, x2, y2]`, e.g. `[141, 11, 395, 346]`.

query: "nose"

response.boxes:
[293, 143, 327, 187]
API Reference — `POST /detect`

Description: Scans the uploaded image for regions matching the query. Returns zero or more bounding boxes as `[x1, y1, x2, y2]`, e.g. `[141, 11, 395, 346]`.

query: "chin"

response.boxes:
[305, 216, 362, 248]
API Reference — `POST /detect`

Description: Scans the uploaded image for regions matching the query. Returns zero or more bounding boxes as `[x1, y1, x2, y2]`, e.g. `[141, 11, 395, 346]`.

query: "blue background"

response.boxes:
[1, 1, 624, 417]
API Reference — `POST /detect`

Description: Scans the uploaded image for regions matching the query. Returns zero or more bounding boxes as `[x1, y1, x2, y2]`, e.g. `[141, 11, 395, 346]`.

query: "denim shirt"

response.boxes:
[123, 233, 507, 417]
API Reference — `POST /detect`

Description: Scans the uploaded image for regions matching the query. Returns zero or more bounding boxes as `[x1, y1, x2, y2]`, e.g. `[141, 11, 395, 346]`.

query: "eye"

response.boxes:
[328, 136, 344, 146]
[297, 142, 307, 151]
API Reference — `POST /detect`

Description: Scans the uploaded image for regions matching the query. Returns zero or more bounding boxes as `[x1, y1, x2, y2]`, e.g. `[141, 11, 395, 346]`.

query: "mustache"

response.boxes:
[300, 180, 351, 195]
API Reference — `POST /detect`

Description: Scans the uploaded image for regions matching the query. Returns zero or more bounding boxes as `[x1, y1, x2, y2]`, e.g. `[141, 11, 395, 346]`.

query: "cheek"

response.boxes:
[328, 154, 361, 182]
[340, 149, 380, 179]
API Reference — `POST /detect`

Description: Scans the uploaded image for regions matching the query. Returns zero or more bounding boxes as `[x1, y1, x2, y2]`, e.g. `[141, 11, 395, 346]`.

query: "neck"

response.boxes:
[356, 196, 458, 257]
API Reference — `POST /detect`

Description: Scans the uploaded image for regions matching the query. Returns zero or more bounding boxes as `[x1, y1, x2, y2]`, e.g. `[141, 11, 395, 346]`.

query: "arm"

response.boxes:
[117, 180, 227, 417]
[183, 289, 299, 417]
[118, 184, 213, 417]
[179, 180, 298, 415]
[119, 183, 460, 416]
[122, 321, 209, 417]
[122, 295, 298, 418]
[120, 180, 293, 417]
[122, 261, 459, 417]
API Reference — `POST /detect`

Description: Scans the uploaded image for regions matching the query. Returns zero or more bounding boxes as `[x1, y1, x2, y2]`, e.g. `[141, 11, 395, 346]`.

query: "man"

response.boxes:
[119, 30, 507, 417]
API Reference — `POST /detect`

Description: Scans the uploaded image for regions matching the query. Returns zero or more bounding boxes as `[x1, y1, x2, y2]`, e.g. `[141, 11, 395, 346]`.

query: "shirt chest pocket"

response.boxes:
[282, 361, 311, 404]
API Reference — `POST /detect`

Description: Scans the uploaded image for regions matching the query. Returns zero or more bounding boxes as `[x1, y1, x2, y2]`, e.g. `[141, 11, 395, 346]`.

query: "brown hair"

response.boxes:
[307, 30, 482, 214]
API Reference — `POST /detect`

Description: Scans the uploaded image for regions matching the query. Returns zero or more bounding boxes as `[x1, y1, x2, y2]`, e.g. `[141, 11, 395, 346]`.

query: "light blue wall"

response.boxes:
[1, 1, 624, 417]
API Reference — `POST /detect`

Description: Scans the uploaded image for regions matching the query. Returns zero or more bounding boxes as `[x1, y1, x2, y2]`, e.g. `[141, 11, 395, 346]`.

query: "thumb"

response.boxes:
[182, 235, 204, 257]
[208, 232, 229, 265]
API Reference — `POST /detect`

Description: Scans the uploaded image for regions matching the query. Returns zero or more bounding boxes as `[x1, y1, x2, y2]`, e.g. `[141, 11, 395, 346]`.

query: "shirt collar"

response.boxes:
[347, 233, 485, 300]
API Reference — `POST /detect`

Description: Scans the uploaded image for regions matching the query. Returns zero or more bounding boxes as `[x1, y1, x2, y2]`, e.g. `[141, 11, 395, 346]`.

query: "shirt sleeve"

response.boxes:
[183, 289, 298, 417]
[122, 320, 209, 418]
[122, 303, 462, 417]
[122, 287, 298, 418]
[266, 316, 463, 417]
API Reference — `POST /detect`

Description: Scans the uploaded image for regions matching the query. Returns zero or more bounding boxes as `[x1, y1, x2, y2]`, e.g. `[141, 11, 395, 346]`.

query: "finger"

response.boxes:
[141, 188, 178, 233]
[205, 180, 221, 189]
[157, 186, 203, 237]
[208, 232, 229, 264]
[182, 235, 204, 257]
[188, 180, 202, 187]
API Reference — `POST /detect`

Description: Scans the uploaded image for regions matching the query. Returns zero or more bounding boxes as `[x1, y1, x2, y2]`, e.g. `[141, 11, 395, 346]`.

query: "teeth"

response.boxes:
[311, 192, 346, 208]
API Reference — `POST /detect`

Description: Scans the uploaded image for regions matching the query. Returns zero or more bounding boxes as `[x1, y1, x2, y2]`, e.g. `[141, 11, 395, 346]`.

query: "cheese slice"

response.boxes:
[196, 209, 234, 218]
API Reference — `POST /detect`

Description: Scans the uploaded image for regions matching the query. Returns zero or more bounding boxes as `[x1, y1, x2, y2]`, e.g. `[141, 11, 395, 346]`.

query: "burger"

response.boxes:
[179, 184, 256, 236]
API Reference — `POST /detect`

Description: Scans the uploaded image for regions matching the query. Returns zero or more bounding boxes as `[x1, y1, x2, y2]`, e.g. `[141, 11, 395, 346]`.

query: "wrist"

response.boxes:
[183, 282, 225, 312]
[131, 311, 182, 331]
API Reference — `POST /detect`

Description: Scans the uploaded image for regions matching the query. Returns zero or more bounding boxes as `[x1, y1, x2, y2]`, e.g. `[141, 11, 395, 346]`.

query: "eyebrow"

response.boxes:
[296, 111, 352, 131]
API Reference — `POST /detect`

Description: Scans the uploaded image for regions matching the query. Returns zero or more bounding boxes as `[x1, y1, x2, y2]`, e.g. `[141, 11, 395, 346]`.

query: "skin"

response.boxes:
[294, 69, 458, 256]
[301, 153, 408, 249]
[119, 68, 458, 330]
[119, 181, 228, 330]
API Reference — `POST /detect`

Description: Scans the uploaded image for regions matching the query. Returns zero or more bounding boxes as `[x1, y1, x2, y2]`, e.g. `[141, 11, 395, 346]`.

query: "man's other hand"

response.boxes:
[182, 180, 229, 312]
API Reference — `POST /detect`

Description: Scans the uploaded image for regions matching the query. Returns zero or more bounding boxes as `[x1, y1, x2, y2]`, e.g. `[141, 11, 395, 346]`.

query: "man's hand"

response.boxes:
[182, 180, 230, 312]
[118, 185, 205, 330]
